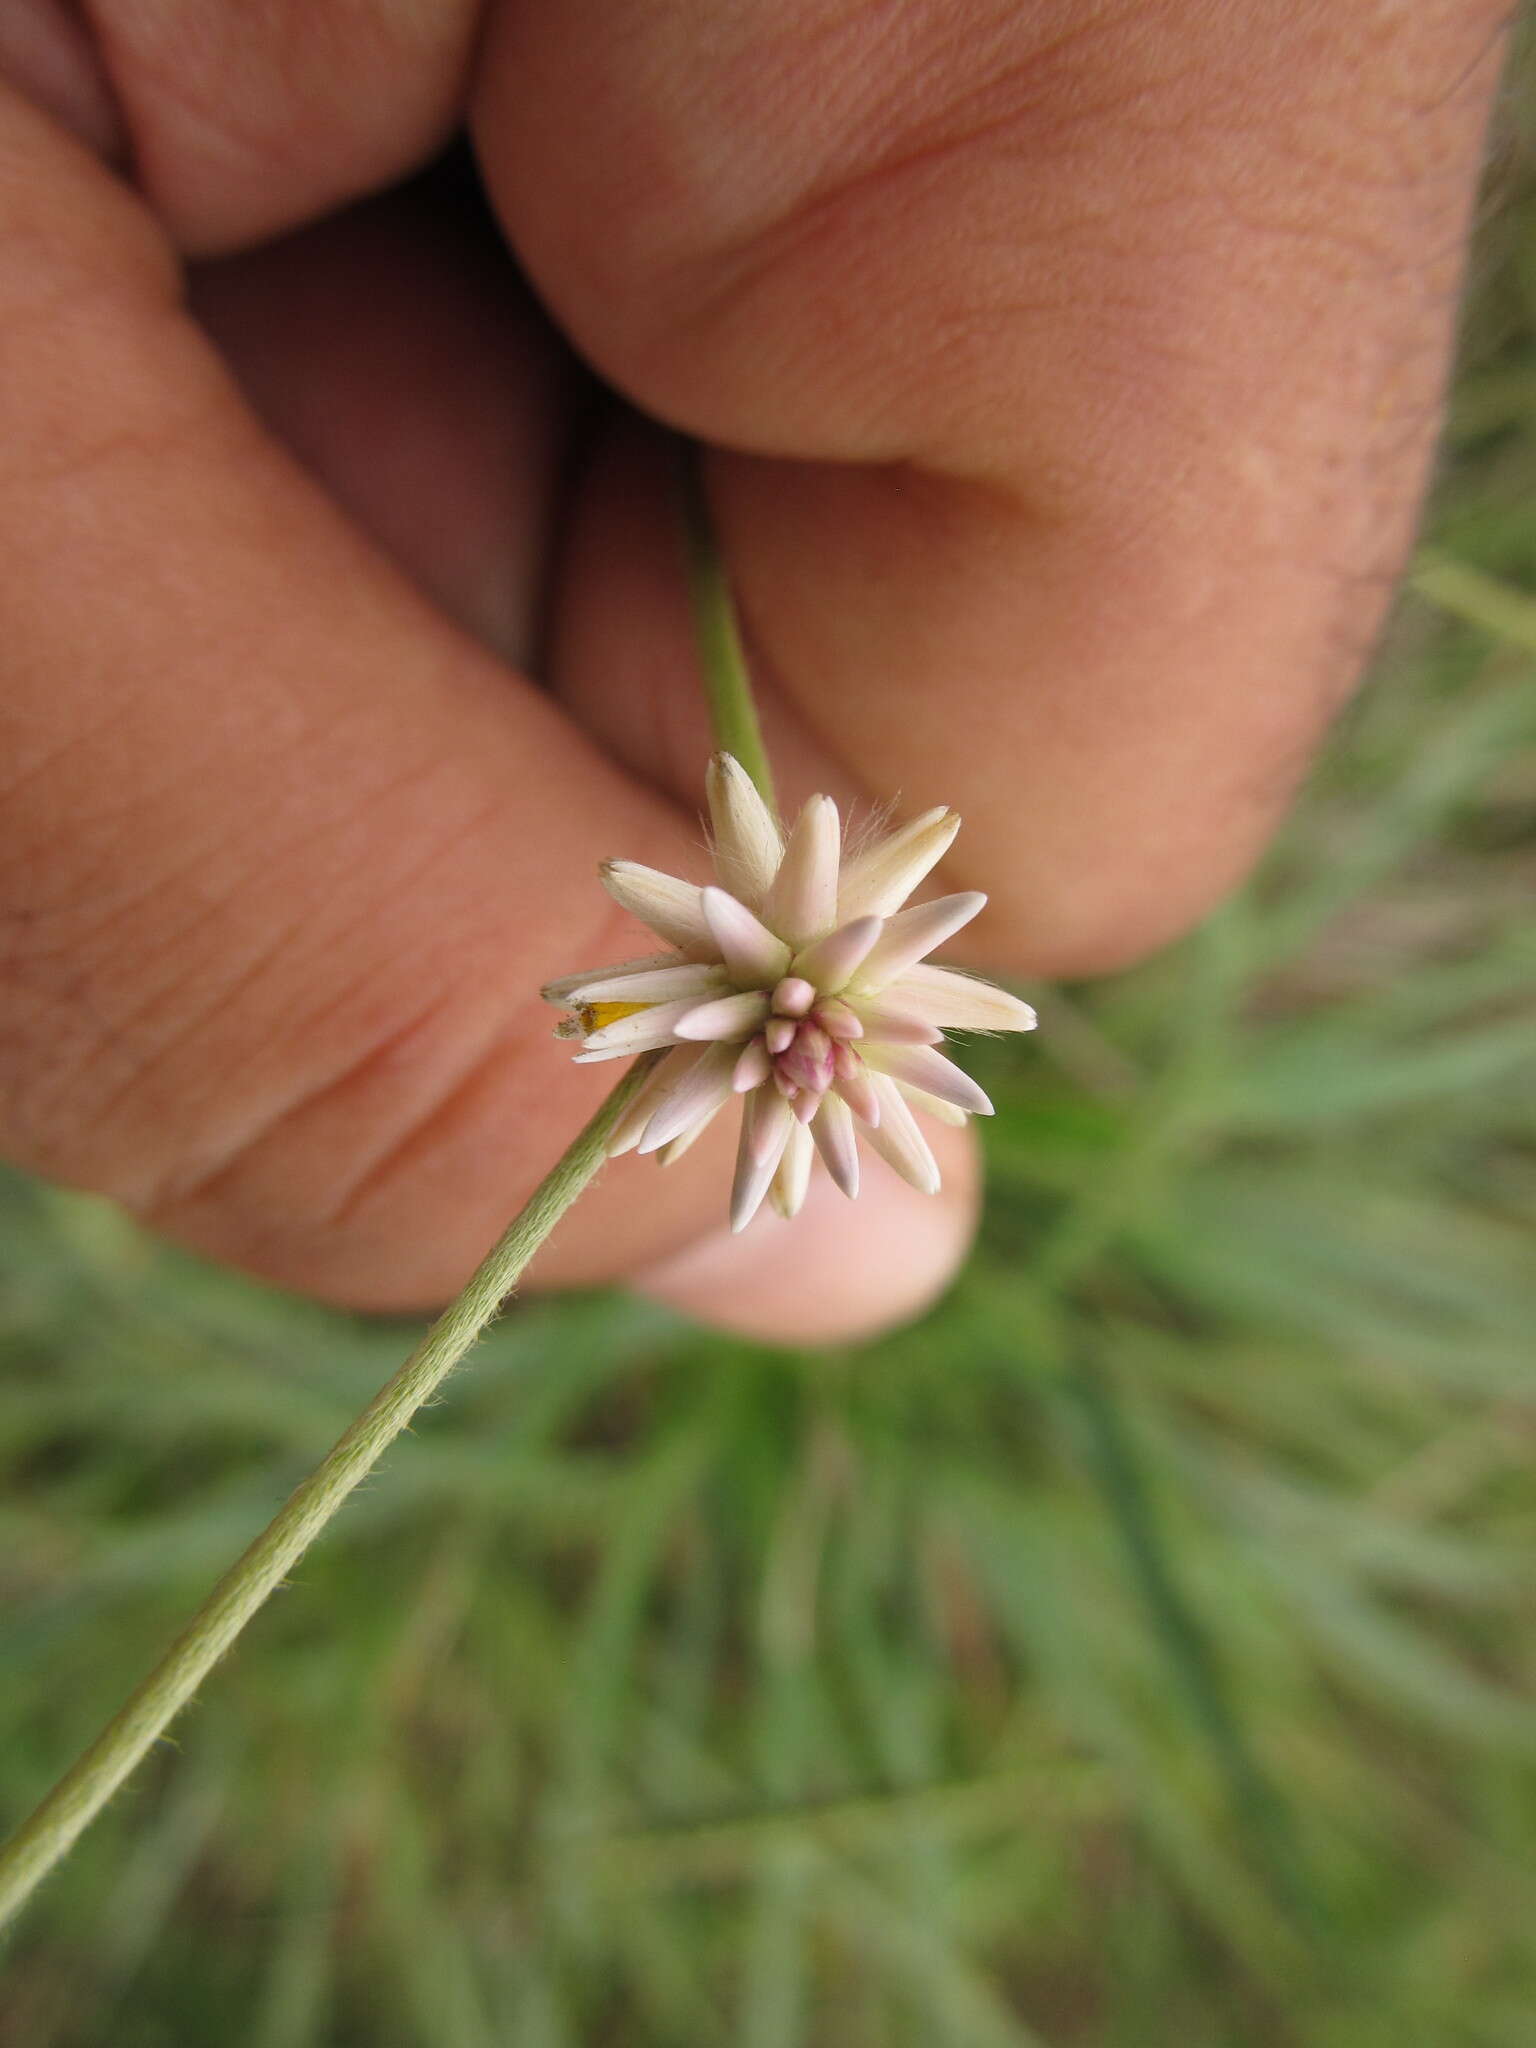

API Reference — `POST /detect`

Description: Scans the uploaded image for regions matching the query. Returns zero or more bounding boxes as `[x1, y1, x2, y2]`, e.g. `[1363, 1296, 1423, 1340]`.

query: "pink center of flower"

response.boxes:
[738, 976, 869, 1119]
[776, 1021, 834, 1096]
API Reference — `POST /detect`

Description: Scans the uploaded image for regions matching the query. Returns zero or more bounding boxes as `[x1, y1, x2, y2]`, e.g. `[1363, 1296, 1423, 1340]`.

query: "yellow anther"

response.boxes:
[577, 1000, 651, 1033]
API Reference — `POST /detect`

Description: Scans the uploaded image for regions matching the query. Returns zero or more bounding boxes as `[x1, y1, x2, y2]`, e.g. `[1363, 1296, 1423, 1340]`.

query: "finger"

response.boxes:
[48, 0, 482, 250]
[628, 1116, 979, 1345]
[187, 164, 574, 667]
[0, 0, 123, 157]
[477, 0, 1507, 973]
[0, 84, 976, 1337]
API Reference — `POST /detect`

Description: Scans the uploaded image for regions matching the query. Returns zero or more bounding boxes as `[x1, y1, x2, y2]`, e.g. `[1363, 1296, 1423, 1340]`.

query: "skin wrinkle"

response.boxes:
[72, 846, 432, 1154]
[903, 284, 1251, 504]
[4, 678, 487, 967]
[156, 1006, 728, 1307]
[0, 754, 271, 926]
[657, 43, 1154, 424]
[145, 885, 660, 1259]
[156, 966, 499, 1204]
[4, 629, 605, 1193]
[651, 212, 1266, 514]
[13, 606, 618, 1196]
[1426, 6, 1520, 118]
[155, 972, 502, 1219]
[0, 397, 231, 503]
[317, 1014, 548, 1238]
[76, 779, 519, 1136]
[561, 5, 1145, 310]
[0, 663, 455, 938]
[0, 965, 128, 1170]
[145, 985, 495, 1225]
[0, 709, 161, 832]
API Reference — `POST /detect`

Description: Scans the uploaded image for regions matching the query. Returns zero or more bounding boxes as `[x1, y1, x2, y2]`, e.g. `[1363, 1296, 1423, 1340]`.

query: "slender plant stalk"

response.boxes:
[0, 1055, 661, 1929]
[679, 442, 778, 813]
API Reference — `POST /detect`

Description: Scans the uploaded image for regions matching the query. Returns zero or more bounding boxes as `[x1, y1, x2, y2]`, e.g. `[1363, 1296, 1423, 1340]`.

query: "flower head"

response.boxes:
[544, 755, 1036, 1231]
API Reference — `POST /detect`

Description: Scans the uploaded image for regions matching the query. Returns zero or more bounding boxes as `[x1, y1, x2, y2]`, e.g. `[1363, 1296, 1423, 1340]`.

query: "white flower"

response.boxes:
[544, 755, 1037, 1232]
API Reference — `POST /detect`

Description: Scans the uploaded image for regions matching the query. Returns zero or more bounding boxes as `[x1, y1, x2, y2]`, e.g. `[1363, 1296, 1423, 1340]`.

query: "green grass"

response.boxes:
[5, 82, 1536, 2048]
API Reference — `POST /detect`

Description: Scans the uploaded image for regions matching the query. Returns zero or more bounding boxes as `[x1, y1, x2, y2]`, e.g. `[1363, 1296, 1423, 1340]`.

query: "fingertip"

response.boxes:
[628, 1117, 979, 1346]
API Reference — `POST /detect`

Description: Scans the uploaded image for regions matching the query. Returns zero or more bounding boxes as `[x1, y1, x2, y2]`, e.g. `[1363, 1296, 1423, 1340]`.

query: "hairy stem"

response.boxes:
[0, 1055, 660, 1929]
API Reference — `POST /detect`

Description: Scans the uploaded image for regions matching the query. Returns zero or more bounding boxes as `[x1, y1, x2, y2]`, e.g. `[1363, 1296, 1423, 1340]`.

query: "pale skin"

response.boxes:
[0, 1, 1509, 1342]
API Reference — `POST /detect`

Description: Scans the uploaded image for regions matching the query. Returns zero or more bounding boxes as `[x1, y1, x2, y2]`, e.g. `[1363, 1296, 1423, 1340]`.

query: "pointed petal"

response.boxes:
[564, 962, 728, 1006]
[833, 1064, 881, 1127]
[542, 953, 678, 1004]
[701, 885, 791, 985]
[601, 861, 712, 954]
[810, 1090, 860, 1198]
[814, 998, 863, 1041]
[707, 753, 782, 909]
[847, 892, 987, 993]
[573, 996, 700, 1058]
[855, 1012, 944, 1046]
[657, 1096, 728, 1166]
[862, 1040, 993, 1115]
[896, 1082, 968, 1128]
[763, 794, 840, 947]
[862, 1075, 942, 1194]
[791, 913, 884, 995]
[637, 1041, 739, 1153]
[673, 989, 772, 1042]
[879, 962, 1037, 1033]
[747, 1083, 796, 1166]
[733, 1038, 772, 1092]
[837, 806, 960, 919]
[607, 1046, 701, 1155]
[770, 1121, 814, 1218]
[731, 1092, 794, 1231]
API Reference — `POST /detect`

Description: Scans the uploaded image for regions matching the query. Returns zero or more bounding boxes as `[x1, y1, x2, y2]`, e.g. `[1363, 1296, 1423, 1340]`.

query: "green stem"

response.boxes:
[0, 1055, 660, 1931]
[679, 443, 778, 813]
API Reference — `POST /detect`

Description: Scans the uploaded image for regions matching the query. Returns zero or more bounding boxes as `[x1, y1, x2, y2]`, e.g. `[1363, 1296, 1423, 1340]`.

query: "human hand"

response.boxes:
[0, 2, 1505, 1341]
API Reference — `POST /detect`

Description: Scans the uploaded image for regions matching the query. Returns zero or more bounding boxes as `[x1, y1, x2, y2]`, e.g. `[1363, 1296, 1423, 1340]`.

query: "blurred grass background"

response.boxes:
[4, 51, 1536, 2048]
